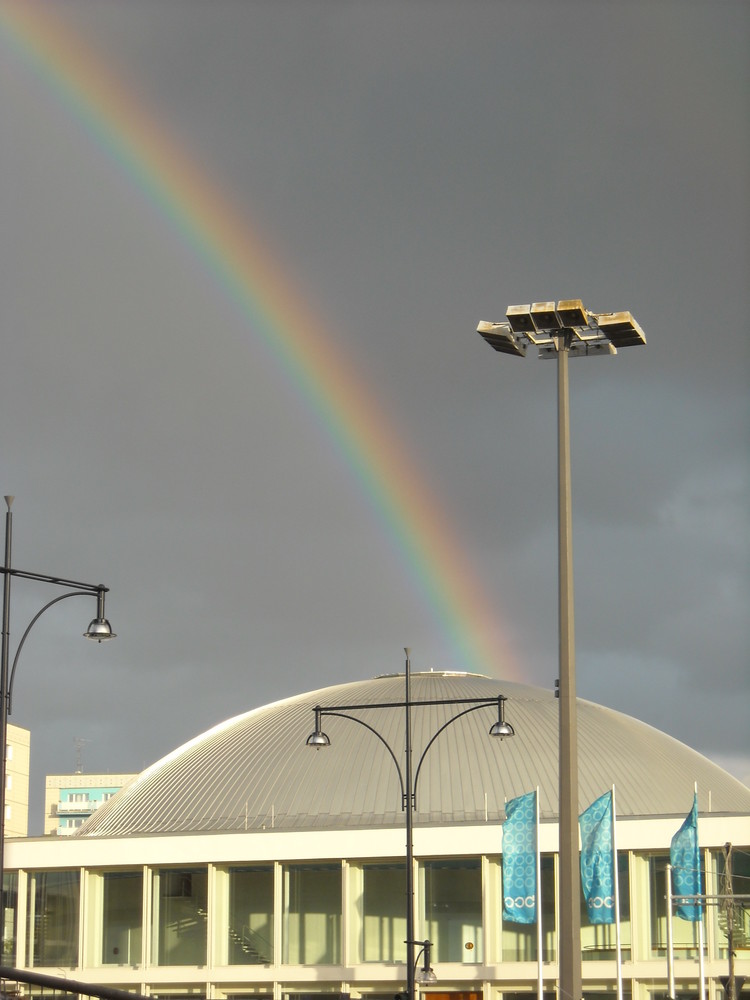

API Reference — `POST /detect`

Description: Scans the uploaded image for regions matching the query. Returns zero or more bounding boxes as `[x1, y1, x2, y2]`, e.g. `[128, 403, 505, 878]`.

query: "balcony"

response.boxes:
[56, 800, 98, 815]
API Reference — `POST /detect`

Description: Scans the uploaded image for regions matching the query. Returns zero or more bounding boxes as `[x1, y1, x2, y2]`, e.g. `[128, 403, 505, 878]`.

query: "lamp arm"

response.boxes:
[7, 590, 93, 715]
[0, 566, 105, 594]
[412, 702, 491, 807]
[317, 710, 406, 806]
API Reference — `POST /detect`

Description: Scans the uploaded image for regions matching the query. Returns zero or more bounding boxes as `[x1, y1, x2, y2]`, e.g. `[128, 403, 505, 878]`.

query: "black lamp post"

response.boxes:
[0, 497, 115, 949]
[306, 648, 515, 1000]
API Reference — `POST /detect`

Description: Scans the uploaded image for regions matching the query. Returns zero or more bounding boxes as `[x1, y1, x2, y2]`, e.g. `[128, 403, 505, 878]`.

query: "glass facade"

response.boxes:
[27, 870, 80, 967]
[501, 854, 556, 962]
[422, 858, 482, 963]
[648, 854, 701, 959]
[360, 862, 406, 963]
[8, 843, 748, 1000]
[2, 871, 17, 964]
[713, 847, 750, 961]
[282, 864, 341, 965]
[581, 853, 631, 961]
[581, 991, 632, 1000]
[101, 869, 143, 965]
[225, 865, 274, 965]
[151, 867, 208, 966]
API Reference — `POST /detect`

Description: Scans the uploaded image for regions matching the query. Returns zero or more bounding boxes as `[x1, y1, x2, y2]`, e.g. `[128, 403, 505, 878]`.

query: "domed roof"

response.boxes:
[78, 672, 749, 837]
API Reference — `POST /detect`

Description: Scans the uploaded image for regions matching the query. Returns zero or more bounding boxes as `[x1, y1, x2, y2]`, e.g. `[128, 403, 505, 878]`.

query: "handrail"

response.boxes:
[0, 966, 151, 1000]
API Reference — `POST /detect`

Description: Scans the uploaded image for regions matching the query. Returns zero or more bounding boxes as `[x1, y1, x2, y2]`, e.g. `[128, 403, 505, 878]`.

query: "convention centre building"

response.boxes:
[4, 672, 749, 1000]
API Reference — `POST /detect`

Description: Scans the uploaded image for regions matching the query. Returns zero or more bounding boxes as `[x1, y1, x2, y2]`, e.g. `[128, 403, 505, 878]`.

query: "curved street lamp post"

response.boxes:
[306, 649, 515, 1000]
[0, 497, 116, 948]
[477, 300, 646, 1000]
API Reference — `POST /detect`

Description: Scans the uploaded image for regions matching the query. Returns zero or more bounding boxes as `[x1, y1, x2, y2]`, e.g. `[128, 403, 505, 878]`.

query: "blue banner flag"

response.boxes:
[502, 790, 537, 924]
[579, 791, 616, 925]
[670, 793, 702, 921]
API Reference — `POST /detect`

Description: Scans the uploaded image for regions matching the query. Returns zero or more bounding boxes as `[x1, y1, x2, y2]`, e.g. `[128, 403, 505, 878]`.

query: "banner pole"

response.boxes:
[696, 785, 705, 1000]
[536, 787, 543, 1000]
[611, 786, 623, 1000]
[666, 863, 675, 999]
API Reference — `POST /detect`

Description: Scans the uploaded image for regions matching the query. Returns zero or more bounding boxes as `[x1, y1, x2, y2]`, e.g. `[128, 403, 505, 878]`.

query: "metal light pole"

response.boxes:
[477, 301, 646, 1000]
[306, 649, 515, 1000]
[0, 497, 116, 953]
[556, 331, 579, 1000]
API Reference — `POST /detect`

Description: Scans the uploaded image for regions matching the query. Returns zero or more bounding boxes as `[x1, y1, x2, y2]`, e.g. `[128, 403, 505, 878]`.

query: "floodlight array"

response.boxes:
[477, 299, 646, 359]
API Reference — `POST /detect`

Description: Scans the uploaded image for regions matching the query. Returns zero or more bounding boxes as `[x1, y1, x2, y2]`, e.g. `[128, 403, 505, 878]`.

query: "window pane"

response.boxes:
[502, 854, 555, 962]
[2, 872, 17, 964]
[223, 994, 273, 1000]
[648, 854, 701, 959]
[27, 871, 80, 967]
[713, 847, 750, 960]
[282, 994, 351, 1000]
[227, 866, 274, 965]
[151, 868, 207, 966]
[283, 864, 341, 965]
[101, 871, 143, 966]
[150, 992, 206, 1000]
[505, 993, 556, 1000]
[423, 858, 482, 963]
[361, 863, 406, 963]
[582, 992, 632, 1000]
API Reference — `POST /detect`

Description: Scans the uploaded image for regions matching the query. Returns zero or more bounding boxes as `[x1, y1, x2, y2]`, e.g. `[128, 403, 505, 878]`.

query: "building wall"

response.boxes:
[44, 773, 136, 836]
[5, 723, 30, 839]
[4, 814, 749, 1000]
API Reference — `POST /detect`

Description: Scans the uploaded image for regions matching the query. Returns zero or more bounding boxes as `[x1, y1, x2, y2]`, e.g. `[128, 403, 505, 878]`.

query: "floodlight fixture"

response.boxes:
[556, 299, 588, 328]
[477, 321, 527, 357]
[592, 311, 647, 349]
[506, 304, 537, 335]
[478, 299, 646, 360]
[530, 301, 562, 332]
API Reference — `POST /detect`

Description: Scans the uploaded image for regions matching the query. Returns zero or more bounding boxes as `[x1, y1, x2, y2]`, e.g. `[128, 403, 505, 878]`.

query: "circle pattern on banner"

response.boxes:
[579, 792, 615, 922]
[502, 791, 536, 922]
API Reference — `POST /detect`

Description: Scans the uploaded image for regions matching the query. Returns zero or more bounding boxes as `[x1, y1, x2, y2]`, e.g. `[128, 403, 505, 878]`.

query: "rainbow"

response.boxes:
[0, 2, 523, 680]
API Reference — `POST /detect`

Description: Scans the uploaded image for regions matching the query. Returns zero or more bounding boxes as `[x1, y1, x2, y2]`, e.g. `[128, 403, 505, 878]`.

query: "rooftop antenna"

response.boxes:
[74, 736, 90, 774]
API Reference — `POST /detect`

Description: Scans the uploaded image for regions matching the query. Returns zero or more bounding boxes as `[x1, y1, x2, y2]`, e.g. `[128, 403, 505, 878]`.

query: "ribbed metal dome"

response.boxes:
[77, 672, 750, 837]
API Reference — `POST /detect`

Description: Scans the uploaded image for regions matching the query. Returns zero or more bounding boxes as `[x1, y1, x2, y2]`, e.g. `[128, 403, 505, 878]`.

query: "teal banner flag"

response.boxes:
[670, 793, 702, 921]
[502, 790, 537, 924]
[579, 790, 616, 925]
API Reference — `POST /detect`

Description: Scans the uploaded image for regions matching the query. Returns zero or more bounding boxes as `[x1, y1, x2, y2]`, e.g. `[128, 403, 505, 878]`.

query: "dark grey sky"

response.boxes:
[0, 0, 747, 832]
